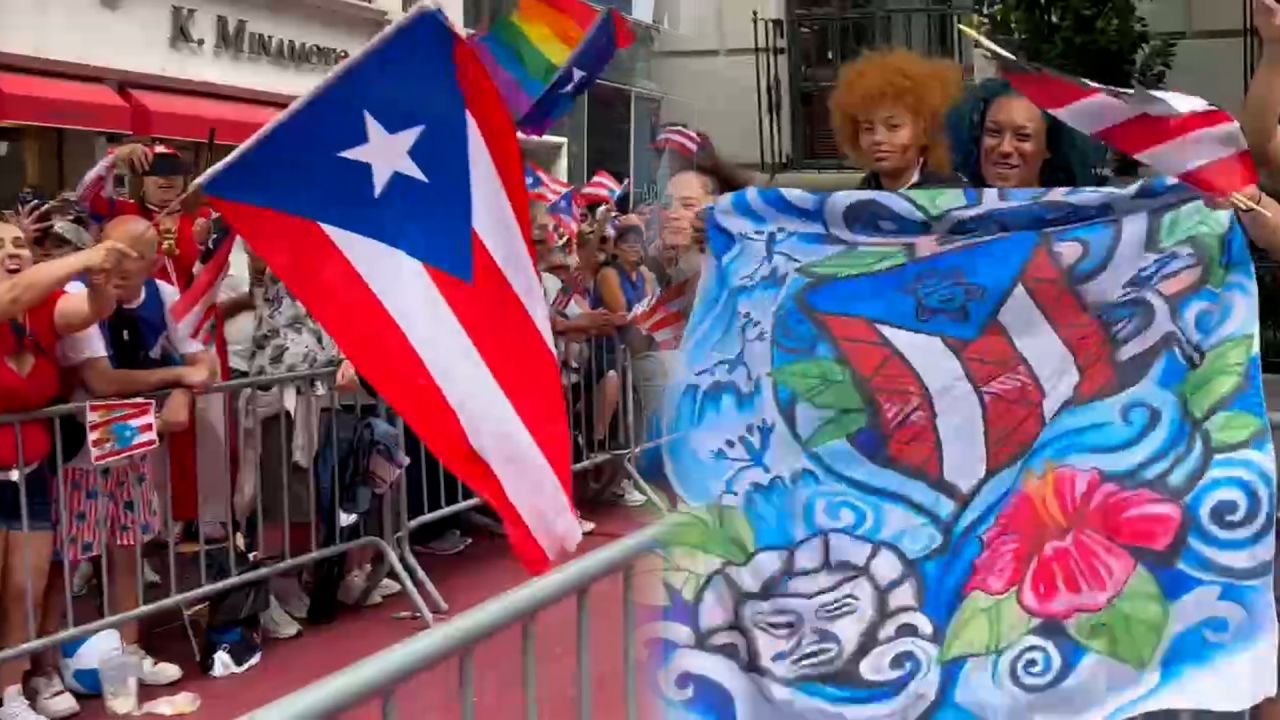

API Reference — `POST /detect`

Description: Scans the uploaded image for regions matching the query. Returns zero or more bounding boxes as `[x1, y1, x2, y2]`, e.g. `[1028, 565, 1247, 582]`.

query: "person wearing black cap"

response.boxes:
[73, 142, 213, 290]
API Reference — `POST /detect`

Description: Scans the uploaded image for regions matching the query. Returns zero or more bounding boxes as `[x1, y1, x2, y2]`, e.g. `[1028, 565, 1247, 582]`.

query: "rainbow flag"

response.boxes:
[472, 0, 634, 136]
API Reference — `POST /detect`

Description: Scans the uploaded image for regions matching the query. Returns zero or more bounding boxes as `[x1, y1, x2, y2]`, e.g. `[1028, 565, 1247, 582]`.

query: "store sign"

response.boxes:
[169, 6, 351, 67]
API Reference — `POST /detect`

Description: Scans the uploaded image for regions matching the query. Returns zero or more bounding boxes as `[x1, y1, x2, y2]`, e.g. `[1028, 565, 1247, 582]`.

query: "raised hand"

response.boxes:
[113, 143, 154, 175]
[13, 201, 53, 241]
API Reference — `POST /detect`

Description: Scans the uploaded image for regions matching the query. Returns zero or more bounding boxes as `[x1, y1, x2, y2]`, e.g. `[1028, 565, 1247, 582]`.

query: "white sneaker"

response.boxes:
[70, 561, 94, 598]
[0, 684, 46, 720]
[374, 577, 402, 600]
[269, 575, 310, 619]
[124, 645, 182, 686]
[143, 559, 161, 587]
[259, 595, 302, 639]
[337, 569, 382, 607]
[26, 674, 77, 720]
[615, 478, 648, 507]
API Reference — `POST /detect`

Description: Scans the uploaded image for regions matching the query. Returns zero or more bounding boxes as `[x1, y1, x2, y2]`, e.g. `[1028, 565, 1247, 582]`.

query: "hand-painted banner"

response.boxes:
[644, 179, 1277, 718]
[87, 399, 158, 466]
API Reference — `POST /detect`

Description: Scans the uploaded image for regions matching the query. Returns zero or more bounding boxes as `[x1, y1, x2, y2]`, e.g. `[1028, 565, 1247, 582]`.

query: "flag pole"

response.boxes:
[958, 24, 1270, 217]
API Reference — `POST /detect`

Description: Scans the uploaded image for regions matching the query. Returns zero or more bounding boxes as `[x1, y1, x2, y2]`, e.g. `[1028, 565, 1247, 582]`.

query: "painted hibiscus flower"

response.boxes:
[965, 466, 1183, 621]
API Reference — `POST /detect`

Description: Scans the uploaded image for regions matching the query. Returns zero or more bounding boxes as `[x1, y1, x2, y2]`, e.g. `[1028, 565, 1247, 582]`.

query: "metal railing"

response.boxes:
[244, 417, 1280, 720]
[0, 327, 664, 709]
[243, 521, 666, 719]
[0, 368, 434, 668]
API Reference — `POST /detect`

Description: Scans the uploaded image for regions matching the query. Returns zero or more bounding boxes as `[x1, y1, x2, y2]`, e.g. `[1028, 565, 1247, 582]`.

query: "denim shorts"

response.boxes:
[0, 462, 54, 532]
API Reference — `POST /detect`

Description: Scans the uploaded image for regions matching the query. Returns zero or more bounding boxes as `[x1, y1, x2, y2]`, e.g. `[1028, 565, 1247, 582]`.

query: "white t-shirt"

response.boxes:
[540, 271, 562, 309]
[59, 279, 206, 368]
[220, 239, 253, 374]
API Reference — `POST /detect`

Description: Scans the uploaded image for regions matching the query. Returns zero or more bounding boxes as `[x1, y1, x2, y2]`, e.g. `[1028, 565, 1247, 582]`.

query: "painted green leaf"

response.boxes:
[907, 188, 972, 218]
[1205, 411, 1267, 451]
[661, 510, 752, 564]
[710, 505, 756, 556]
[1190, 234, 1227, 288]
[1158, 202, 1231, 251]
[940, 591, 1035, 661]
[771, 360, 865, 411]
[1181, 335, 1254, 420]
[636, 547, 729, 607]
[798, 246, 909, 280]
[1067, 565, 1169, 670]
[804, 411, 868, 450]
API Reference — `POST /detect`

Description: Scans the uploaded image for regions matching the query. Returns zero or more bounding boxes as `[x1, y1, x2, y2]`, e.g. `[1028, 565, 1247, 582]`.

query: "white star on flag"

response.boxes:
[562, 68, 588, 94]
[338, 110, 428, 198]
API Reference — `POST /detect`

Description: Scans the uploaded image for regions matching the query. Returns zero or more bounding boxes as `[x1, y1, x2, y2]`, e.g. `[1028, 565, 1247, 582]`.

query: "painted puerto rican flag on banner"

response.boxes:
[195, 7, 579, 572]
[806, 233, 1117, 499]
[1000, 61, 1258, 197]
[87, 399, 159, 466]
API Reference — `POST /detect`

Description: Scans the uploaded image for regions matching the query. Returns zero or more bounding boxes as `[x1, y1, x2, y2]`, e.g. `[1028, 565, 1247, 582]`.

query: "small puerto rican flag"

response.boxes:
[87, 399, 159, 466]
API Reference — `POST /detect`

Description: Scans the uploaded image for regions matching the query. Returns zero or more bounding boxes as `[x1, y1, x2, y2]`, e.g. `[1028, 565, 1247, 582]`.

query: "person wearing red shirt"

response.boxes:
[74, 143, 229, 540]
[74, 143, 212, 290]
[0, 216, 129, 719]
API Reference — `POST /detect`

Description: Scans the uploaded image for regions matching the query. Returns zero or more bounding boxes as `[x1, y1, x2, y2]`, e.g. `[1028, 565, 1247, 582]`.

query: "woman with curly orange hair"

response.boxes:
[829, 48, 967, 190]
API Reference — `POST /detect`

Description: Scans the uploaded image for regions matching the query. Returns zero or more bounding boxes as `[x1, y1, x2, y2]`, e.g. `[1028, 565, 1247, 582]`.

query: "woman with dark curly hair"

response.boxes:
[947, 78, 1105, 188]
[828, 49, 966, 190]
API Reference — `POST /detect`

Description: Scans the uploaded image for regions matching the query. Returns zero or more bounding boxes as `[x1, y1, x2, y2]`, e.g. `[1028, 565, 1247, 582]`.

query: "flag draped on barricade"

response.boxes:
[643, 181, 1277, 718]
[629, 278, 692, 350]
[193, 7, 580, 573]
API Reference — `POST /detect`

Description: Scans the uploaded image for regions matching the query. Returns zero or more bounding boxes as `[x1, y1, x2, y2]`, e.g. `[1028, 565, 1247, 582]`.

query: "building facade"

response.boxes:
[652, 0, 1259, 173]
[0, 0, 465, 205]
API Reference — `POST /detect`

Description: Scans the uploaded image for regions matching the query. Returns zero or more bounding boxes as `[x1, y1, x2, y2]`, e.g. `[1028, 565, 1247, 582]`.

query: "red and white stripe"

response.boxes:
[86, 400, 160, 465]
[531, 166, 572, 204]
[73, 152, 120, 213]
[630, 278, 694, 350]
[206, 39, 579, 573]
[654, 125, 702, 158]
[170, 228, 236, 344]
[547, 190, 580, 237]
[1003, 65, 1257, 196]
[577, 171, 625, 206]
[814, 249, 1116, 498]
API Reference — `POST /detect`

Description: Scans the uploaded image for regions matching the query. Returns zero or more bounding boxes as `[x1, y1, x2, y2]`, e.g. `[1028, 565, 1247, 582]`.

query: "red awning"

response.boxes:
[124, 88, 282, 145]
[0, 71, 131, 133]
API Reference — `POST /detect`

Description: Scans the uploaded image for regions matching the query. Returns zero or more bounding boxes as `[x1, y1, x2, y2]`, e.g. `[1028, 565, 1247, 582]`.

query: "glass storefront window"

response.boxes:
[631, 93, 663, 207]
[585, 84, 632, 189]
[0, 128, 27, 208]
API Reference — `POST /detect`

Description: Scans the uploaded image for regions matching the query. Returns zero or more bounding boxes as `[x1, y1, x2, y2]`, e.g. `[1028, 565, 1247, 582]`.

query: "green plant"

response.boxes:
[975, 0, 1178, 89]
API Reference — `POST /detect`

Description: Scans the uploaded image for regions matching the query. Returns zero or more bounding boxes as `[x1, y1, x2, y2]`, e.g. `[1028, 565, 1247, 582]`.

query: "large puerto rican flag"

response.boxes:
[805, 233, 1117, 500]
[194, 7, 579, 572]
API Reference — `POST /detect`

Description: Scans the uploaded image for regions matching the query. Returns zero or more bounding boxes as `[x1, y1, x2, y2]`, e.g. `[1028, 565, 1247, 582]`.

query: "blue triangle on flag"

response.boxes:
[803, 232, 1041, 342]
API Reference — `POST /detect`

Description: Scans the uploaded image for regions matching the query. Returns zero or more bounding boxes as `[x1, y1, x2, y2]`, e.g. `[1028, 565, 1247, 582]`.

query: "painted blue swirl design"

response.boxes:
[1181, 449, 1277, 582]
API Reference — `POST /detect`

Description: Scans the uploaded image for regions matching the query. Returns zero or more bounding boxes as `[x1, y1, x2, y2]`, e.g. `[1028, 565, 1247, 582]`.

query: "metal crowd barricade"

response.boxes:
[0, 367, 432, 666]
[243, 521, 666, 719]
[247, 418, 1280, 720]
[368, 329, 663, 623]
